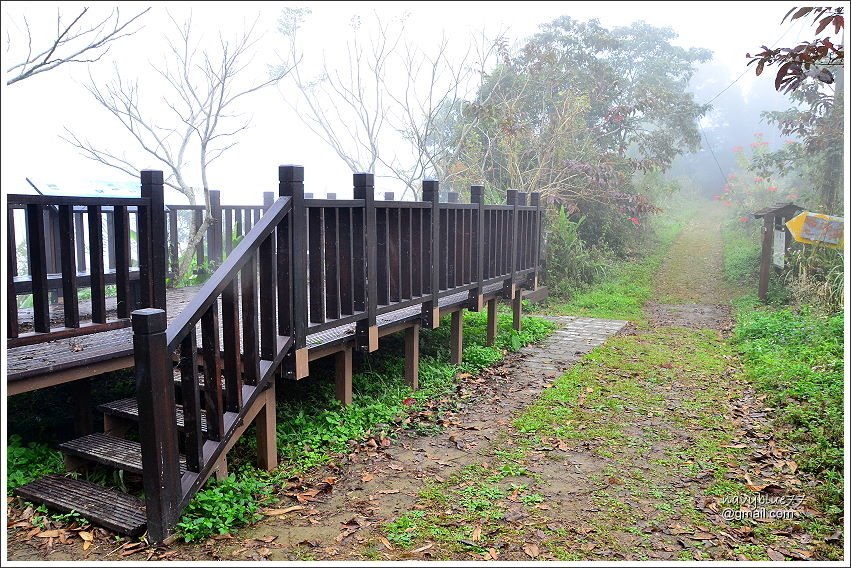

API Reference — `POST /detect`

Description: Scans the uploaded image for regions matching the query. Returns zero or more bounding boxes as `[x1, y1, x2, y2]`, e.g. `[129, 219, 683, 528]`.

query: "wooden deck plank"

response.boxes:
[14, 474, 147, 536]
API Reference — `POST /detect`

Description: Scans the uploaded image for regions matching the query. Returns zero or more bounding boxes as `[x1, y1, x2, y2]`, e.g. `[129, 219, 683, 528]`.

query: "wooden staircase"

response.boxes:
[13, 191, 297, 542]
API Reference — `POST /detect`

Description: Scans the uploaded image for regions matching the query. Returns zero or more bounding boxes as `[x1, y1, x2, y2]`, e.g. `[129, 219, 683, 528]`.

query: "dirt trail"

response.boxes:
[7, 205, 839, 561]
[647, 205, 747, 330]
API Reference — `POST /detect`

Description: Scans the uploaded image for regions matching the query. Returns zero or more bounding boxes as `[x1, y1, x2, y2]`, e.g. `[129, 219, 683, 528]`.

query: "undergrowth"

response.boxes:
[731, 299, 844, 520]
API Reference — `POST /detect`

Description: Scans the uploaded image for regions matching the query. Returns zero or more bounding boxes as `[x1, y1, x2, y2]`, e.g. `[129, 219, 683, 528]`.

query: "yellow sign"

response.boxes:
[785, 212, 844, 249]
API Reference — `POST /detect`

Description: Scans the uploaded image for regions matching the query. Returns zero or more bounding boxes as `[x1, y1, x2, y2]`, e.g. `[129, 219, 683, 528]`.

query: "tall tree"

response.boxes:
[444, 17, 709, 209]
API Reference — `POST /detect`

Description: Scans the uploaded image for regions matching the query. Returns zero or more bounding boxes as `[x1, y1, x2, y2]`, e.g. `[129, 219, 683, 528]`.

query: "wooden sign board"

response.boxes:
[785, 212, 844, 249]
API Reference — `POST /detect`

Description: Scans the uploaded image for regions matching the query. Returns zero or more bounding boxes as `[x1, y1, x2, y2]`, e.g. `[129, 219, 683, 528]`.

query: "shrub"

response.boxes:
[6, 435, 64, 493]
[543, 208, 609, 298]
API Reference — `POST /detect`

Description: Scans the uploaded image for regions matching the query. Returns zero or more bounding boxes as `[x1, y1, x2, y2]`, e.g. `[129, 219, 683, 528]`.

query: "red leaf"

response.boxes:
[815, 16, 832, 35]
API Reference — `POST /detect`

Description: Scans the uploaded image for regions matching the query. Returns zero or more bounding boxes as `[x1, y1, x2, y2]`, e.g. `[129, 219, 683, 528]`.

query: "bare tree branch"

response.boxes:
[6, 6, 150, 85]
[63, 12, 289, 283]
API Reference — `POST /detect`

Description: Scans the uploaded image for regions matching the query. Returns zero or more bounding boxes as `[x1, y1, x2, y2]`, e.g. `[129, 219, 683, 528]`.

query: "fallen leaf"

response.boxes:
[378, 489, 400, 495]
[256, 535, 277, 543]
[379, 536, 394, 550]
[83, 541, 91, 551]
[766, 548, 785, 561]
[362, 473, 374, 482]
[523, 543, 540, 558]
[692, 532, 715, 540]
[411, 543, 434, 554]
[388, 463, 404, 471]
[787, 461, 798, 474]
[36, 530, 60, 538]
[471, 524, 482, 542]
[721, 444, 748, 449]
[78, 531, 93, 542]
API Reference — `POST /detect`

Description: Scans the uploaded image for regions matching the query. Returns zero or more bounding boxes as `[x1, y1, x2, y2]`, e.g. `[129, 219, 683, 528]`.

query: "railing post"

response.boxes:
[505, 190, 518, 302]
[354, 173, 379, 352]
[469, 185, 485, 311]
[448, 191, 459, 203]
[140, 170, 167, 312]
[280, 165, 309, 378]
[132, 308, 180, 543]
[530, 192, 541, 290]
[384, 191, 394, 201]
[421, 180, 440, 329]
[263, 191, 274, 211]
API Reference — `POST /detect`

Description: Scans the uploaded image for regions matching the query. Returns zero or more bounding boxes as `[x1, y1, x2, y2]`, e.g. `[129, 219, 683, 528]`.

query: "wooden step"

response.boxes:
[14, 474, 147, 536]
[98, 398, 208, 433]
[58, 433, 187, 476]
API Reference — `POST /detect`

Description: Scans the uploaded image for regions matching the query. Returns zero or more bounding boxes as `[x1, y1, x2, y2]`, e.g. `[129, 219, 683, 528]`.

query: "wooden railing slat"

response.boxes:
[25, 204, 50, 333]
[221, 279, 243, 412]
[308, 207, 326, 323]
[324, 208, 341, 320]
[339, 208, 354, 316]
[58, 205, 80, 328]
[114, 205, 132, 318]
[389, 207, 401, 303]
[180, 330, 204, 471]
[201, 301, 225, 441]
[241, 253, 260, 385]
[87, 206, 107, 323]
[259, 234, 277, 359]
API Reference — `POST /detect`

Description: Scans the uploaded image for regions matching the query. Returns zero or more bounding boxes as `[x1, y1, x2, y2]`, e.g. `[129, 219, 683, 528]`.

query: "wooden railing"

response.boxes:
[6, 179, 273, 347]
[6, 171, 166, 347]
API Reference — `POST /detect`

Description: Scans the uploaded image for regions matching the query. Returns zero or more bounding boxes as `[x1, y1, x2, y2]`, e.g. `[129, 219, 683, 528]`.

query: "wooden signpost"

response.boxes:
[753, 202, 802, 301]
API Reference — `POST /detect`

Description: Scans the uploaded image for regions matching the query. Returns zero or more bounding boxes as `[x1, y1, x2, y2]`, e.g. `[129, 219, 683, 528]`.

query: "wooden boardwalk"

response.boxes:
[8, 283, 504, 393]
[7, 167, 544, 541]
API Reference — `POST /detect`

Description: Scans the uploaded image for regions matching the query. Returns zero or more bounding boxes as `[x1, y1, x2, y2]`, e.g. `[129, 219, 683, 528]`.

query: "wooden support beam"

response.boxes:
[512, 288, 522, 331]
[450, 310, 463, 365]
[335, 345, 353, 406]
[405, 323, 420, 390]
[486, 298, 497, 347]
[69, 379, 93, 436]
[255, 382, 278, 471]
[294, 347, 310, 379]
[103, 414, 132, 438]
